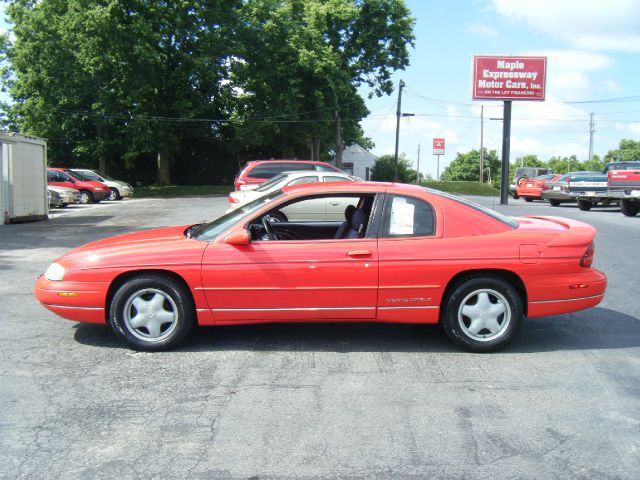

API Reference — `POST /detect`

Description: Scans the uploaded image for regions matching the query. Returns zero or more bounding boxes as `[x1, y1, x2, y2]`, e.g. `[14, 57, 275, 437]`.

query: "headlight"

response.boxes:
[44, 263, 65, 281]
[93, 187, 105, 191]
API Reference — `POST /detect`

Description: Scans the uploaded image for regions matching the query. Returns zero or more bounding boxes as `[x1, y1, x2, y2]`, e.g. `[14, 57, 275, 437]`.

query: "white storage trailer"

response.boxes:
[1, 132, 48, 224]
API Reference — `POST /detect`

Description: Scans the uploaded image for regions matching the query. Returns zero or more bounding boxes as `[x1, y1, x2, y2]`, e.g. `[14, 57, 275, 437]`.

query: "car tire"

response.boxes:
[621, 199, 640, 217]
[511, 192, 520, 200]
[78, 190, 93, 204]
[107, 188, 120, 201]
[549, 199, 560, 207]
[109, 274, 195, 351]
[442, 276, 524, 353]
[577, 199, 593, 211]
[524, 197, 533, 202]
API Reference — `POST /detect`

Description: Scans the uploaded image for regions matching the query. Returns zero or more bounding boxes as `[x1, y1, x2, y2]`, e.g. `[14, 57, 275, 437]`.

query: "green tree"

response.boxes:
[370, 154, 416, 183]
[582, 154, 605, 172]
[605, 139, 640, 162]
[547, 155, 581, 174]
[442, 148, 500, 184]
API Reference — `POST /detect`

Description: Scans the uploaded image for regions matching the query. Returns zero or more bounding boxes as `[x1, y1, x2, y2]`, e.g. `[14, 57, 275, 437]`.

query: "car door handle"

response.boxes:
[347, 250, 372, 257]
[330, 201, 340, 206]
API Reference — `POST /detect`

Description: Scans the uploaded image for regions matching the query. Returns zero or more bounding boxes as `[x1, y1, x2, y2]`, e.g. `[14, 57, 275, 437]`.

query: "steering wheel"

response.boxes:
[261, 216, 276, 240]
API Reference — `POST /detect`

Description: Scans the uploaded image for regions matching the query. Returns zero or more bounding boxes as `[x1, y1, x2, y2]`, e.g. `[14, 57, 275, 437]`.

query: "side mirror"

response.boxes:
[224, 229, 250, 245]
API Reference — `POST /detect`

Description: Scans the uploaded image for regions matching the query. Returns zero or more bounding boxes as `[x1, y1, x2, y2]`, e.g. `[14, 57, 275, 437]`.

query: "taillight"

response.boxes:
[580, 242, 594, 268]
[228, 195, 238, 204]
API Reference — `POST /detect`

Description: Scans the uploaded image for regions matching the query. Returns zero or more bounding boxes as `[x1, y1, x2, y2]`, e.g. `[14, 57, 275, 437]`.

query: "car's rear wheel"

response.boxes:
[107, 188, 120, 201]
[549, 199, 560, 207]
[524, 197, 533, 202]
[621, 199, 640, 217]
[442, 276, 523, 352]
[78, 190, 93, 204]
[511, 192, 520, 200]
[109, 274, 195, 351]
[577, 199, 593, 211]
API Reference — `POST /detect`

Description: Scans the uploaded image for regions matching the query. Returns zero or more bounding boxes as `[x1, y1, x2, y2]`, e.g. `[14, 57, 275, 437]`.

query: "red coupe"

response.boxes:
[35, 182, 607, 352]
[516, 173, 562, 202]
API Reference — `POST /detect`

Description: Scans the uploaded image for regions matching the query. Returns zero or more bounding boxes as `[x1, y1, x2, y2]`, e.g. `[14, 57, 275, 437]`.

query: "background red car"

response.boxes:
[234, 160, 343, 190]
[47, 168, 110, 204]
[516, 173, 561, 202]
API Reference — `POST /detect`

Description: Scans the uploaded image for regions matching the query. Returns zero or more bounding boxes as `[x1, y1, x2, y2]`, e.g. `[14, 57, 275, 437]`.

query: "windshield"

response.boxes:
[255, 173, 288, 192]
[66, 170, 91, 181]
[75, 170, 102, 181]
[190, 190, 284, 241]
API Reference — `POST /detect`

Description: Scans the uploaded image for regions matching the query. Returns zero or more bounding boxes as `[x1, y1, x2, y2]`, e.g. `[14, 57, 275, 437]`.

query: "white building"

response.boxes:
[1, 132, 48, 224]
[339, 144, 377, 180]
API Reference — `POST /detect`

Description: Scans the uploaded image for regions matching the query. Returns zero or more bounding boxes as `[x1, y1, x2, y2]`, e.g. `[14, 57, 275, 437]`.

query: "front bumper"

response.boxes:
[34, 275, 108, 324]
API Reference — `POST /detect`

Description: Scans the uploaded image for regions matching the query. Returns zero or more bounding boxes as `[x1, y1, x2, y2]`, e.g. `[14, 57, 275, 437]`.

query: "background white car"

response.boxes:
[70, 169, 134, 201]
[226, 170, 359, 221]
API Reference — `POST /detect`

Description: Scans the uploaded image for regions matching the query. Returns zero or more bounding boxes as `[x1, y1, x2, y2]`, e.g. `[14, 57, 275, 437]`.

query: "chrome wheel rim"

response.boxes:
[458, 289, 511, 342]
[107, 189, 117, 201]
[79, 192, 90, 204]
[123, 288, 178, 342]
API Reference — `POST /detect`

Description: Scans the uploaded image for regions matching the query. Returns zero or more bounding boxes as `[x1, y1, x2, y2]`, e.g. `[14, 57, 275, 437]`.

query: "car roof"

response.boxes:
[279, 170, 351, 178]
[281, 181, 424, 195]
[246, 159, 333, 166]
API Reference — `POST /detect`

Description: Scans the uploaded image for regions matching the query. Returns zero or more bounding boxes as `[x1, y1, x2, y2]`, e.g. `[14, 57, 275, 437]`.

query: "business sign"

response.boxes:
[433, 138, 445, 155]
[472, 55, 547, 101]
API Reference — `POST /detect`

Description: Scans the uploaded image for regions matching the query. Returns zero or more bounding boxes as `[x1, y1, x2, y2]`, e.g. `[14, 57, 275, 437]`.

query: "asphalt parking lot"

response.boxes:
[1, 195, 639, 479]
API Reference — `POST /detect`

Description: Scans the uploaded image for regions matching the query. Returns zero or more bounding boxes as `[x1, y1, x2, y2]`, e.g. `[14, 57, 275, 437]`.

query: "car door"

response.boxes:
[199, 194, 380, 323]
[376, 194, 442, 324]
[48, 170, 76, 189]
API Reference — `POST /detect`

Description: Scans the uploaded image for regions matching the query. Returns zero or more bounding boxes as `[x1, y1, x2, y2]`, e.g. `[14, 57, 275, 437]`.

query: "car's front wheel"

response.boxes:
[442, 276, 523, 352]
[107, 188, 120, 201]
[549, 199, 560, 207]
[511, 192, 520, 200]
[524, 197, 533, 202]
[109, 274, 195, 351]
[78, 190, 93, 204]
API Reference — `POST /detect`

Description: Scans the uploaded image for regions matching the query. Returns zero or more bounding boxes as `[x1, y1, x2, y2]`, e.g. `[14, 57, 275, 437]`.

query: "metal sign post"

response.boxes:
[433, 138, 445, 180]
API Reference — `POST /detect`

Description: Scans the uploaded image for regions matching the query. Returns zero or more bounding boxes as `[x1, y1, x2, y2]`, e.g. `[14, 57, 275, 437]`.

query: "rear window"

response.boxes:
[248, 164, 283, 179]
[426, 188, 519, 229]
[315, 164, 340, 172]
[279, 162, 315, 172]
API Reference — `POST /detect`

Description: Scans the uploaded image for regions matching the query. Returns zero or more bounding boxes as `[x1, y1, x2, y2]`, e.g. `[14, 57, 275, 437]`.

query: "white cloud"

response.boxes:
[491, 0, 640, 52]
[628, 123, 640, 136]
[468, 23, 499, 38]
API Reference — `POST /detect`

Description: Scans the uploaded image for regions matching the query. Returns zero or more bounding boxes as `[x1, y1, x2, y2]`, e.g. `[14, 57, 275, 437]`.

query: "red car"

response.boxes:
[516, 173, 561, 202]
[35, 182, 606, 352]
[47, 168, 110, 204]
[234, 159, 343, 190]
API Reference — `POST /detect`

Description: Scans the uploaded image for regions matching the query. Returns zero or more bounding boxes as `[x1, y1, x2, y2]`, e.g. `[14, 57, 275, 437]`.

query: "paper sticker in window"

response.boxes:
[389, 198, 415, 235]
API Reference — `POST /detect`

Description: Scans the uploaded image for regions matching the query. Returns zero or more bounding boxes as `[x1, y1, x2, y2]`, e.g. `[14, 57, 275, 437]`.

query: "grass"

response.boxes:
[420, 180, 500, 196]
[134, 185, 234, 198]
[133, 181, 499, 198]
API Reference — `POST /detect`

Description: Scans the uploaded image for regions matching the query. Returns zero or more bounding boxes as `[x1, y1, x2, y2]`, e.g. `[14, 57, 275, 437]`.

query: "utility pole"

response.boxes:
[499, 101, 512, 205]
[416, 144, 421, 183]
[335, 108, 343, 169]
[479, 105, 484, 183]
[588, 112, 595, 161]
[393, 79, 405, 182]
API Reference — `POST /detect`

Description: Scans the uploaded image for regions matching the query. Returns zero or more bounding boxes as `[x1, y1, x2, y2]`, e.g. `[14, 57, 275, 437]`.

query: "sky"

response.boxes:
[1, 1, 639, 179]
[359, 0, 640, 179]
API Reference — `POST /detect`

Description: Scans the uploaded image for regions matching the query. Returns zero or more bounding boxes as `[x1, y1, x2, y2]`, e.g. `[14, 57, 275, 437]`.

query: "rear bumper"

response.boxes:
[607, 189, 640, 199]
[516, 187, 542, 198]
[541, 191, 575, 201]
[526, 268, 607, 318]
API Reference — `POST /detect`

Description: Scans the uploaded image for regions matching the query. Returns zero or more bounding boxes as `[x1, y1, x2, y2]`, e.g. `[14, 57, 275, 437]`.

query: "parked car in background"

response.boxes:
[515, 173, 561, 202]
[541, 171, 598, 207]
[234, 159, 344, 191]
[35, 182, 607, 353]
[227, 170, 358, 220]
[47, 185, 80, 208]
[70, 169, 133, 201]
[605, 161, 640, 217]
[47, 168, 109, 204]
[510, 167, 553, 199]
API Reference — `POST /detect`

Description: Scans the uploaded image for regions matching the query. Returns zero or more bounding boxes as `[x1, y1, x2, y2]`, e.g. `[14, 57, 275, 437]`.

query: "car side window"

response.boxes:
[323, 175, 350, 182]
[287, 176, 319, 186]
[248, 164, 281, 179]
[282, 162, 315, 171]
[315, 165, 338, 172]
[47, 171, 55, 182]
[380, 195, 435, 238]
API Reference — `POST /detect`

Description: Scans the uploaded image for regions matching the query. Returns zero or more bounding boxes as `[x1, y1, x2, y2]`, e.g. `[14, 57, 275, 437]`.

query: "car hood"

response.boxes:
[48, 185, 79, 194]
[57, 225, 207, 271]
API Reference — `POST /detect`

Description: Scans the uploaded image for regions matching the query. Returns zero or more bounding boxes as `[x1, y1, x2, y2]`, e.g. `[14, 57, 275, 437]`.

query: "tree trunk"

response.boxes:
[157, 150, 171, 185]
[334, 109, 343, 169]
[99, 156, 108, 174]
